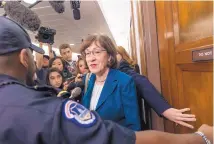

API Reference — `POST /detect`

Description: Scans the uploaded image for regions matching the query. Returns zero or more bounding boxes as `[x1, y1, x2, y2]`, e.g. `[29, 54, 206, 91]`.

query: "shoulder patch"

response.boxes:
[63, 100, 97, 127]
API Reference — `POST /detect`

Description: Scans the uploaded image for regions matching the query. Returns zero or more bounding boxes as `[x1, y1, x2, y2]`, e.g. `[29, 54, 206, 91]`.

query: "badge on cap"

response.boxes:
[63, 100, 97, 127]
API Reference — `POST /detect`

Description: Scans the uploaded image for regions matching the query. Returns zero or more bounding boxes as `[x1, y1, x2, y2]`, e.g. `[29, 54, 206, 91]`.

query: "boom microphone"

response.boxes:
[70, 1, 81, 20]
[3, 1, 41, 31]
[73, 9, 81, 20]
[49, 1, 65, 14]
[0, 1, 6, 8]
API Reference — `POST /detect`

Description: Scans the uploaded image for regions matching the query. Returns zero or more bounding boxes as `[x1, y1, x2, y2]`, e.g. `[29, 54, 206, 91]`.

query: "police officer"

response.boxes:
[0, 16, 212, 144]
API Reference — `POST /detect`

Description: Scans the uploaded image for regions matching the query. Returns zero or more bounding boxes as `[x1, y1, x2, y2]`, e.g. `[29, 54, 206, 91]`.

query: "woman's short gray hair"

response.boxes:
[80, 34, 117, 69]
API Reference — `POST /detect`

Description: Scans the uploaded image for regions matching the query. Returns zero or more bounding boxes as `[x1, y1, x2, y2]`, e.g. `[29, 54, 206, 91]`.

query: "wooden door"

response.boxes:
[155, 1, 213, 133]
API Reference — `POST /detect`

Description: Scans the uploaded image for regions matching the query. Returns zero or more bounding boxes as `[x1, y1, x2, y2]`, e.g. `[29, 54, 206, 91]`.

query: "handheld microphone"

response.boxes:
[57, 87, 81, 99]
[65, 74, 83, 84]
[49, 1, 65, 14]
[65, 76, 76, 83]
[3, 1, 41, 31]
[67, 81, 84, 92]
[69, 87, 82, 99]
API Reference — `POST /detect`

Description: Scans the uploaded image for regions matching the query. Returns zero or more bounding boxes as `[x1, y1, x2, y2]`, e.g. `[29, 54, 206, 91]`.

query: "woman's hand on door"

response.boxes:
[162, 108, 196, 129]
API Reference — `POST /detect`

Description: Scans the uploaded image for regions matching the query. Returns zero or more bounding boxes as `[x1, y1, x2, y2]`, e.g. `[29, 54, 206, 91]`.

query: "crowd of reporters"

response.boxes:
[32, 34, 198, 131]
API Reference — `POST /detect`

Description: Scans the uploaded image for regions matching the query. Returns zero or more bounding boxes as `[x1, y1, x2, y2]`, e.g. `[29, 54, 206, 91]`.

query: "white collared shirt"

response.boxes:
[89, 83, 104, 110]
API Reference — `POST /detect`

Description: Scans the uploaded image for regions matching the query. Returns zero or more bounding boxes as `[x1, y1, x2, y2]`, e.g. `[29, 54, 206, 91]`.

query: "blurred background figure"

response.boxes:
[117, 46, 140, 73]
[42, 55, 50, 68]
[35, 42, 54, 84]
[75, 56, 89, 82]
[49, 57, 72, 80]
[76, 56, 89, 75]
[59, 44, 77, 76]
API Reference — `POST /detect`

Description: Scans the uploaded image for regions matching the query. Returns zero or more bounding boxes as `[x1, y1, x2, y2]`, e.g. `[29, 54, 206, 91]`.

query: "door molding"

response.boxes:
[140, 1, 165, 131]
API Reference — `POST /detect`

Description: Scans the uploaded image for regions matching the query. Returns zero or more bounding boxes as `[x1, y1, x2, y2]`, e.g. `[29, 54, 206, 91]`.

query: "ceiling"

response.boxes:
[0, 1, 113, 53]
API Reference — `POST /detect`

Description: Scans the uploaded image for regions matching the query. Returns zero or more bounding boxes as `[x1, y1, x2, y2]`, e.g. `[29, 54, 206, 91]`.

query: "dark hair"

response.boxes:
[59, 43, 71, 54]
[49, 57, 65, 70]
[46, 67, 64, 88]
[80, 34, 117, 69]
[76, 56, 89, 74]
[43, 55, 50, 60]
[49, 56, 73, 80]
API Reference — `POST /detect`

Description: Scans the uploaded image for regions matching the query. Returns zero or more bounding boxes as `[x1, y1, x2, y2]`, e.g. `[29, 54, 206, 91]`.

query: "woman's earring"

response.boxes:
[107, 56, 112, 67]
[108, 56, 112, 62]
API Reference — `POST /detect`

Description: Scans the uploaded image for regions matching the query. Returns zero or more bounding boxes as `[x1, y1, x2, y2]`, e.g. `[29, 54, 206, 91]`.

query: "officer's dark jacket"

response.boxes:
[0, 74, 135, 144]
[118, 60, 171, 115]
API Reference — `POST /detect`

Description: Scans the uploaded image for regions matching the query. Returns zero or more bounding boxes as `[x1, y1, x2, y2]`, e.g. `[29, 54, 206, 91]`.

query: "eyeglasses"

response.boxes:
[84, 49, 106, 57]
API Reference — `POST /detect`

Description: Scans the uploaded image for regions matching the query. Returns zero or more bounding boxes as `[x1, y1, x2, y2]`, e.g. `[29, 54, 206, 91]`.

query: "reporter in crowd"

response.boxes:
[59, 43, 77, 76]
[0, 16, 212, 144]
[75, 56, 89, 82]
[76, 56, 89, 74]
[116, 46, 196, 129]
[46, 67, 65, 90]
[49, 56, 72, 80]
[35, 42, 54, 84]
[64, 56, 89, 100]
[64, 56, 88, 100]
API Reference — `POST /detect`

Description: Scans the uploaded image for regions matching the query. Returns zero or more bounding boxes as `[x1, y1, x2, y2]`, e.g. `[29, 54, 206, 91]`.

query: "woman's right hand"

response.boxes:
[75, 73, 83, 82]
[63, 81, 69, 90]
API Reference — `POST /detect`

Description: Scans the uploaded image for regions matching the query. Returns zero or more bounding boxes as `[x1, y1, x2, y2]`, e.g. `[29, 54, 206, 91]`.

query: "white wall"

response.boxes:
[132, 1, 142, 73]
[98, 0, 131, 53]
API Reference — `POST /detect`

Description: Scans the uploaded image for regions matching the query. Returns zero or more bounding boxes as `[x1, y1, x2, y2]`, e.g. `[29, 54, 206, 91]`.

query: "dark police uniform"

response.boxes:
[0, 17, 136, 144]
[0, 74, 135, 144]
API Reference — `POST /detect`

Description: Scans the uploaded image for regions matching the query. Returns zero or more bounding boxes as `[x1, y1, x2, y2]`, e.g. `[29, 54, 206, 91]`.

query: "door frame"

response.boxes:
[140, 1, 166, 131]
[130, 1, 166, 131]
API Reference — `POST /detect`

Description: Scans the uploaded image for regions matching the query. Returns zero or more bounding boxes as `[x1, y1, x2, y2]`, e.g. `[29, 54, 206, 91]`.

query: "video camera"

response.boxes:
[35, 27, 56, 44]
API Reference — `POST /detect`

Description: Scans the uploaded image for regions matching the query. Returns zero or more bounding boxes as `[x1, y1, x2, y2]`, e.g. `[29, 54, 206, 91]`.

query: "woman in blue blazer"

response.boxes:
[80, 34, 141, 131]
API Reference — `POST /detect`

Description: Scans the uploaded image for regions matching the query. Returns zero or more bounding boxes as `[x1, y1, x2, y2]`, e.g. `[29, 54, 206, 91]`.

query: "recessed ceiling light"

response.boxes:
[70, 44, 75, 46]
[23, 0, 37, 4]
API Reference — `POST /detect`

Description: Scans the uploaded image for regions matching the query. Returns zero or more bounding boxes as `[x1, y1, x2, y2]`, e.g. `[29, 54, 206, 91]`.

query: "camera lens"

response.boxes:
[43, 34, 49, 39]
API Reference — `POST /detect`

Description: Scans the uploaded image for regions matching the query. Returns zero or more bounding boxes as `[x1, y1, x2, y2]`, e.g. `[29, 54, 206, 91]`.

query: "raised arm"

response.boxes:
[47, 43, 54, 59]
[35, 42, 44, 70]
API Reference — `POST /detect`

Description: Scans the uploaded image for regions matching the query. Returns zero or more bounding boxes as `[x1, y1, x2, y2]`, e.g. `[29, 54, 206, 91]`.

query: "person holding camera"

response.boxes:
[35, 27, 55, 69]
[34, 42, 54, 84]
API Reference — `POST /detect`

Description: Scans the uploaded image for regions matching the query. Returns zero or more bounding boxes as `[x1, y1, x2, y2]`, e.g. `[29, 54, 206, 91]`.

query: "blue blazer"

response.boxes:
[81, 69, 141, 131]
